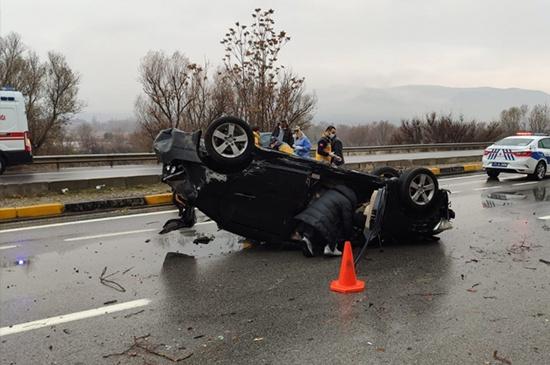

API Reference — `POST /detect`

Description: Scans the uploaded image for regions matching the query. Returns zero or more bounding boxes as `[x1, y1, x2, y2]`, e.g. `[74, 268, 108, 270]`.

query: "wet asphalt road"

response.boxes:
[0, 165, 162, 185]
[1, 173, 549, 365]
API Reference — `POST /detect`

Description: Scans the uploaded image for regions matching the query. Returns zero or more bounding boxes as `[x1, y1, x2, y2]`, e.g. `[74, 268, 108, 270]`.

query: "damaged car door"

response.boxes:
[219, 159, 312, 238]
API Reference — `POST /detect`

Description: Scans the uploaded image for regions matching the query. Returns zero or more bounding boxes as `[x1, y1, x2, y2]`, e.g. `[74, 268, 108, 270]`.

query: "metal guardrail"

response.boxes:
[33, 142, 491, 169]
[33, 153, 157, 169]
[342, 141, 489, 153]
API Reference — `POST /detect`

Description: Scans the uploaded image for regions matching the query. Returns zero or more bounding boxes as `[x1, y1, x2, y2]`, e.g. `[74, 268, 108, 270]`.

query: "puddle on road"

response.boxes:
[158, 221, 246, 258]
[481, 185, 550, 208]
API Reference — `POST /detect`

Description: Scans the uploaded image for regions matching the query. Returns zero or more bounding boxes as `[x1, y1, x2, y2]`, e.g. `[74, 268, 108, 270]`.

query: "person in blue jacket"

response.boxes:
[292, 126, 312, 159]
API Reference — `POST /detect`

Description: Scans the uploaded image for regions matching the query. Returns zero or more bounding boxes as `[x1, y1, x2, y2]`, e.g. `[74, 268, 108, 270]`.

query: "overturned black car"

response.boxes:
[154, 117, 455, 262]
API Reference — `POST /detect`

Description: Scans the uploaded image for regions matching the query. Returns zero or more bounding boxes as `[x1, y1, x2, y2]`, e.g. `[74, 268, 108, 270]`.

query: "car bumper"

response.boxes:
[482, 158, 535, 174]
[4, 150, 33, 166]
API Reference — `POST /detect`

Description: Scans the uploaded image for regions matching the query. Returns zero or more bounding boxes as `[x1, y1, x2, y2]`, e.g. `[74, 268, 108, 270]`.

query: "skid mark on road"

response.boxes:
[0, 299, 151, 337]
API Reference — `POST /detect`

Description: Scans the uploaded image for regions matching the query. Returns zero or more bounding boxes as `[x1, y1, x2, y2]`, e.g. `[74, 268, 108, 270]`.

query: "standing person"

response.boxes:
[292, 126, 312, 159]
[252, 126, 261, 147]
[272, 122, 282, 141]
[316, 126, 341, 164]
[272, 120, 294, 146]
[331, 132, 345, 167]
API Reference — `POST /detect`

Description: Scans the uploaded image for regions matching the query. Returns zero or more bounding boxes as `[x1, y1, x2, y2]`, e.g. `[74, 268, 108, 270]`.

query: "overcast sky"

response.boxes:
[3, 0, 550, 121]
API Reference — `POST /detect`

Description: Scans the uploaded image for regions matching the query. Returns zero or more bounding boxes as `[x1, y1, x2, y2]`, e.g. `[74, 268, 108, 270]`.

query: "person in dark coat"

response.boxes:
[293, 185, 357, 257]
[331, 133, 345, 166]
[272, 120, 294, 146]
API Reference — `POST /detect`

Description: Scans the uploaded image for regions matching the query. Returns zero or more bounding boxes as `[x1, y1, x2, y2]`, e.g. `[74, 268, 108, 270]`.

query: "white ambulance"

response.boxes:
[0, 89, 33, 174]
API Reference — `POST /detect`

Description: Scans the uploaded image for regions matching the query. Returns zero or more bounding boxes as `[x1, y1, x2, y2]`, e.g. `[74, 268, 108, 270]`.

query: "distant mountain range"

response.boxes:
[314, 85, 550, 124]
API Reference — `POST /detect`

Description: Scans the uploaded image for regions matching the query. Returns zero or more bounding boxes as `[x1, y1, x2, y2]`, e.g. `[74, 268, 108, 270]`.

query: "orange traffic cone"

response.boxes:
[330, 241, 365, 293]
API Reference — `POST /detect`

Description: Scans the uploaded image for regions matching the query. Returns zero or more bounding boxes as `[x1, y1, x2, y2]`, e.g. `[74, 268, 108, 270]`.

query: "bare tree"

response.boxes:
[333, 121, 397, 147]
[0, 33, 26, 87]
[220, 8, 316, 131]
[135, 51, 217, 139]
[392, 112, 504, 144]
[74, 122, 100, 153]
[370, 121, 397, 145]
[528, 104, 550, 133]
[499, 106, 530, 134]
[30, 52, 83, 151]
[0, 33, 83, 153]
[392, 118, 423, 144]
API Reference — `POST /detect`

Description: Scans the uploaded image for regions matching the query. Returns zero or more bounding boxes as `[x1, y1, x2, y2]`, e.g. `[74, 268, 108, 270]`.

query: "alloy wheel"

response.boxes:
[408, 173, 436, 205]
[211, 122, 249, 158]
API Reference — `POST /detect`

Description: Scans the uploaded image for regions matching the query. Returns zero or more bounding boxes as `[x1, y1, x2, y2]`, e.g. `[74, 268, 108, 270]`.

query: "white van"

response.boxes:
[0, 89, 33, 174]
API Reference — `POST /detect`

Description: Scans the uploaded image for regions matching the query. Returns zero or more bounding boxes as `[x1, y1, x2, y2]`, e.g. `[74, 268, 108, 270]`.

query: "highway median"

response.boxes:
[0, 193, 173, 222]
[0, 162, 483, 222]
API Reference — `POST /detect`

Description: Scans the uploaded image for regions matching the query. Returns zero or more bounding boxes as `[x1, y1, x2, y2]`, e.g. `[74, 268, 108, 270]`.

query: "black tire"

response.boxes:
[486, 169, 500, 178]
[398, 167, 439, 213]
[0, 155, 5, 175]
[371, 166, 399, 179]
[204, 116, 254, 172]
[529, 161, 547, 181]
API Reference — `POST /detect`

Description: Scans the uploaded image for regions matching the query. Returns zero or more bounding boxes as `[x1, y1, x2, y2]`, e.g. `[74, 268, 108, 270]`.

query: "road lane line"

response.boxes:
[474, 186, 501, 191]
[0, 299, 151, 337]
[438, 174, 485, 182]
[64, 229, 157, 242]
[441, 180, 489, 188]
[63, 221, 216, 242]
[0, 245, 18, 250]
[512, 181, 539, 186]
[0, 210, 179, 234]
[538, 215, 550, 220]
[440, 176, 518, 187]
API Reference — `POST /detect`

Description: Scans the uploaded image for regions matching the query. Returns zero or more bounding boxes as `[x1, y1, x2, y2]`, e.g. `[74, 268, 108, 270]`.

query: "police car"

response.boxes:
[0, 88, 33, 174]
[482, 132, 550, 180]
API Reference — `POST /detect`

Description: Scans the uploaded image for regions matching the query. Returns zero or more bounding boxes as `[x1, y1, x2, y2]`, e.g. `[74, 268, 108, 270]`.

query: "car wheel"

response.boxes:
[530, 161, 547, 181]
[398, 167, 439, 213]
[204, 116, 254, 171]
[486, 169, 500, 178]
[371, 166, 399, 179]
[0, 156, 5, 175]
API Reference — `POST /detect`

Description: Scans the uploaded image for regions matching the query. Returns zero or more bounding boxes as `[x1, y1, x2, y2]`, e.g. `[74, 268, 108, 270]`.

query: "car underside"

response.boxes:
[154, 117, 455, 260]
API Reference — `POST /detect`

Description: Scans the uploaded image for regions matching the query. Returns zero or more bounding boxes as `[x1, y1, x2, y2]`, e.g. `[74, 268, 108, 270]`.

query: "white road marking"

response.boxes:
[441, 179, 488, 188]
[538, 215, 550, 220]
[512, 181, 539, 186]
[63, 221, 216, 242]
[439, 174, 485, 182]
[64, 229, 157, 242]
[450, 191, 462, 194]
[440, 175, 517, 187]
[0, 210, 179, 234]
[474, 186, 501, 191]
[0, 299, 151, 337]
[0, 245, 18, 250]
